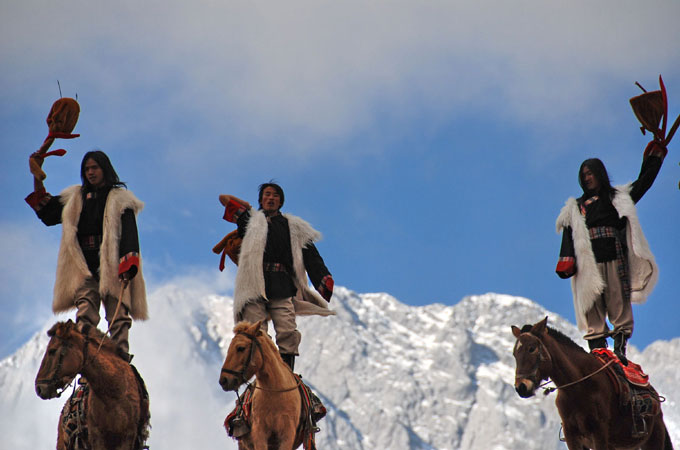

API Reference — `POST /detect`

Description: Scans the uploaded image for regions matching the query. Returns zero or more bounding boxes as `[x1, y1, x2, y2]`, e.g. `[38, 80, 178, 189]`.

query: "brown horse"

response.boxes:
[511, 317, 673, 450]
[35, 320, 150, 450]
[219, 320, 310, 450]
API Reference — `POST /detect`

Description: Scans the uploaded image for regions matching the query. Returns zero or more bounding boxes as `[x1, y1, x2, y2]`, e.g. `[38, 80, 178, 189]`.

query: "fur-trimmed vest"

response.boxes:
[556, 184, 657, 331]
[233, 209, 333, 321]
[54, 185, 148, 320]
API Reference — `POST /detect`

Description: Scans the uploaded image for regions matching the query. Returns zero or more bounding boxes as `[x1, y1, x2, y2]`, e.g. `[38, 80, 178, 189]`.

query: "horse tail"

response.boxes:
[663, 423, 674, 450]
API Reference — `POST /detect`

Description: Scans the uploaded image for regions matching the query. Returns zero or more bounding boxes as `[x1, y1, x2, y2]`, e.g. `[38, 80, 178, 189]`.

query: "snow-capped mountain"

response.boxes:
[1, 284, 678, 449]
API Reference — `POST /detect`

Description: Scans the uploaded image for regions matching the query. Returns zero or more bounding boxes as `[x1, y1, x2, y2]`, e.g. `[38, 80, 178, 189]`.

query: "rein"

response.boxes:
[97, 279, 128, 354]
[540, 356, 616, 396]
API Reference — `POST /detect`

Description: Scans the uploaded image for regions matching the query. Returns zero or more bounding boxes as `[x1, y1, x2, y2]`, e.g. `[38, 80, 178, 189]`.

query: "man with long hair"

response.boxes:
[26, 150, 147, 362]
[219, 182, 334, 371]
[555, 141, 667, 364]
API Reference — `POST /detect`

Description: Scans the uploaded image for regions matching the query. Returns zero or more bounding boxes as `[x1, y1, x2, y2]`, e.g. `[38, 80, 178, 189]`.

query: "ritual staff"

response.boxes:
[555, 141, 666, 364]
[26, 150, 147, 362]
[219, 182, 334, 370]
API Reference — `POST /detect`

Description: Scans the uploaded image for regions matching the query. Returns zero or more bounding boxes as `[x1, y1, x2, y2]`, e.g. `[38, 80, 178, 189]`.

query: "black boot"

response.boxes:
[280, 353, 295, 371]
[613, 334, 628, 366]
[587, 337, 607, 351]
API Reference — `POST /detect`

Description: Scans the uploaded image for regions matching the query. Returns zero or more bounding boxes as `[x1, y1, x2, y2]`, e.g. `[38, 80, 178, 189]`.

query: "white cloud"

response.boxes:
[3, 0, 678, 161]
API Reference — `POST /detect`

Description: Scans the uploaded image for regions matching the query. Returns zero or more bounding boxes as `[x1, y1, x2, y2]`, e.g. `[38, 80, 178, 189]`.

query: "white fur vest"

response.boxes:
[556, 184, 657, 331]
[53, 185, 148, 320]
[233, 209, 334, 321]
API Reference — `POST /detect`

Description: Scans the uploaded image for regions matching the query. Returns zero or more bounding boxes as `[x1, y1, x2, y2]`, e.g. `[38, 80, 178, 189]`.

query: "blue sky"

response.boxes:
[1, 0, 679, 359]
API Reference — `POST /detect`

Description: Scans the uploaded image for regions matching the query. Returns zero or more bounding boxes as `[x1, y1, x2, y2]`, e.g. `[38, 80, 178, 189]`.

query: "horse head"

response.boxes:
[511, 316, 553, 398]
[219, 320, 266, 392]
[35, 320, 88, 399]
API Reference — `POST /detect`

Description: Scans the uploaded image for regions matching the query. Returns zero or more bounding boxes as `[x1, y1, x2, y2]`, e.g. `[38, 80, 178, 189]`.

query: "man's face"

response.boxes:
[581, 166, 600, 192]
[84, 158, 105, 189]
[260, 186, 281, 213]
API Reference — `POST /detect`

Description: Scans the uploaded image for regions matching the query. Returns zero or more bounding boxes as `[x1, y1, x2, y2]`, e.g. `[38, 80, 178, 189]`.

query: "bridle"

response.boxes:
[514, 332, 553, 384]
[221, 331, 263, 390]
[36, 327, 92, 398]
[221, 330, 301, 393]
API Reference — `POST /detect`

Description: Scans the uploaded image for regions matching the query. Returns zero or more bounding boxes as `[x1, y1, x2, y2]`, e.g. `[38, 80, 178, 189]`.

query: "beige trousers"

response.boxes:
[583, 260, 634, 340]
[240, 297, 301, 355]
[74, 277, 132, 354]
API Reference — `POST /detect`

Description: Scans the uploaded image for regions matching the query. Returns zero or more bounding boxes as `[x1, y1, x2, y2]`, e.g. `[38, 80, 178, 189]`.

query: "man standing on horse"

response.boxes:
[555, 141, 667, 363]
[26, 150, 147, 363]
[219, 182, 334, 370]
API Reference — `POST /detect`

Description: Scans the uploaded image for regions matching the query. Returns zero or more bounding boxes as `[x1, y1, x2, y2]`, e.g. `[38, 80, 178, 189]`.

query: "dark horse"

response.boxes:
[35, 320, 150, 450]
[511, 317, 673, 450]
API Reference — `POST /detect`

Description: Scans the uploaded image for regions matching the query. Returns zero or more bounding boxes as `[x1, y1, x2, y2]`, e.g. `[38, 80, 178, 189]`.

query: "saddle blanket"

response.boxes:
[225, 374, 326, 439]
[591, 348, 649, 387]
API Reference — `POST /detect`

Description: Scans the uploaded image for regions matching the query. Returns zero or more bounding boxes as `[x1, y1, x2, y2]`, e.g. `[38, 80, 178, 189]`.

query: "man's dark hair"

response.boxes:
[80, 150, 126, 191]
[578, 158, 614, 197]
[258, 182, 284, 209]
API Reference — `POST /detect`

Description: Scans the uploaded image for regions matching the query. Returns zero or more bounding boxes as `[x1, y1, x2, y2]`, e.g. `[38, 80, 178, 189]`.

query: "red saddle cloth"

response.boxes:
[592, 348, 650, 387]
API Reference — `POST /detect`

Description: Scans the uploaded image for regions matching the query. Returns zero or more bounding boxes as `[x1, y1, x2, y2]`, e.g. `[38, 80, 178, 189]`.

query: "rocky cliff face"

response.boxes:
[2, 285, 678, 449]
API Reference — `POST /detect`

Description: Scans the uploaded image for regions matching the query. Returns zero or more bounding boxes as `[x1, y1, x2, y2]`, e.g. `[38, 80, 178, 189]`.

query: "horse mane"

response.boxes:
[546, 327, 587, 354]
[519, 323, 587, 355]
[233, 322, 253, 335]
[49, 321, 120, 355]
[232, 322, 282, 360]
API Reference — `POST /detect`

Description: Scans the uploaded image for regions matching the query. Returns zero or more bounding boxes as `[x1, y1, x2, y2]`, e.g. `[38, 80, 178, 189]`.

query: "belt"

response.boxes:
[78, 235, 102, 250]
[263, 262, 290, 274]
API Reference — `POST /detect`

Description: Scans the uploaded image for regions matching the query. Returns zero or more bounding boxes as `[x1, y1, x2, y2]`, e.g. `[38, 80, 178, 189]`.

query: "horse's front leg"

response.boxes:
[561, 422, 587, 450]
[277, 428, 297, 450]
[249, 421, 270, 450]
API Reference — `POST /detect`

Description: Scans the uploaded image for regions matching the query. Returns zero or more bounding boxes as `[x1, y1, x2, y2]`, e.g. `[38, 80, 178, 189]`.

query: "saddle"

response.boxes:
[592, 348, 662, 437]
[225, 374, 326, 448]
[592, 348, 649, 387]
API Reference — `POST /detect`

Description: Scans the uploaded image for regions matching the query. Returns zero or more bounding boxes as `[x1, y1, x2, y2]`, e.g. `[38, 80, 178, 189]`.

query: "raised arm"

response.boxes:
[629, 141, 667, 203]
[25, 153, 63, 226]
[219, 194, 251, 209]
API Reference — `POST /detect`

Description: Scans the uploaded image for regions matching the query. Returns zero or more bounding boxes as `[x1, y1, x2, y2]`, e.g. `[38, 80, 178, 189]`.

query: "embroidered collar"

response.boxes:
[580, 195, 599, 215]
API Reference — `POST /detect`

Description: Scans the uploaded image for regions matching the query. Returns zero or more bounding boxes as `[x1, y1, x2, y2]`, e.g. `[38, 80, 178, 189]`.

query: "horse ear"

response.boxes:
[247, 320, 263, 336]
[47, 322, 59, 337]
[532, 316, 549, 335]
[511, 325, 522, 338]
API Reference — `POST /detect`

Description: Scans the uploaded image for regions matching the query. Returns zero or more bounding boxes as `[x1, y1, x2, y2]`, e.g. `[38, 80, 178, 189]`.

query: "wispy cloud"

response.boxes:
[3, 1, 678, 163]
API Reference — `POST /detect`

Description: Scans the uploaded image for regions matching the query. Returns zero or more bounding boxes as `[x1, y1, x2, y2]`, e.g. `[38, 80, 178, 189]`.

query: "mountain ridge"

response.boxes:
[1, 285, 678, 449]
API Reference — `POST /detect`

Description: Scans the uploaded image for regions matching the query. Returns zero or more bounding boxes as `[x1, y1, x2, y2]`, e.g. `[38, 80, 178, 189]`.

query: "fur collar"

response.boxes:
[556, 184, 657, 331]
[233, 209, 333, 320]
[53, 185, 148, 320]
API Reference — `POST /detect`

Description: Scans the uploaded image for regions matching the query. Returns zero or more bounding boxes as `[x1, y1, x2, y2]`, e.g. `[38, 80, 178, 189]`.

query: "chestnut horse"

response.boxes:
[512, 317, 673, 450]
[219, 321, 310, 450]
[35, 320, 150, 450]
